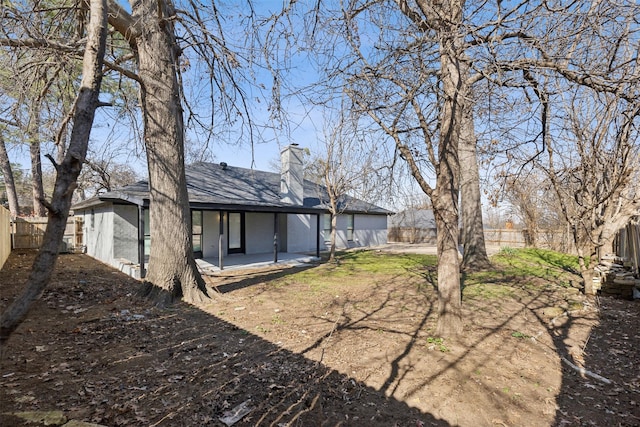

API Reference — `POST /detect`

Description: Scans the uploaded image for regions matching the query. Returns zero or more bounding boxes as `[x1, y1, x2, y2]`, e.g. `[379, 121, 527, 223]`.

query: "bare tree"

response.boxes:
[294, 0, 640, 334]
[503, 171, 545, 247]
[308, 111, 383, 261]
[478, 1, 640, 292]
[0, 21, 81, 217]
[28, 132, 46, 216]
[2, 0, 283, 304]
[104, 0, 291, 303]
[76, 146, 140, 199]
[1, 0, 108, 346]
[104, 0, 210, 304]
[542, 90, 640, 294]
[302, 1, 471, 335]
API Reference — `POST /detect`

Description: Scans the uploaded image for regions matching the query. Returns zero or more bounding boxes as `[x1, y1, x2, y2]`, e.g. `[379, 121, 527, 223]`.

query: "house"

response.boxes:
[72, 145, 392, 277]
[388, 207, 437, 244]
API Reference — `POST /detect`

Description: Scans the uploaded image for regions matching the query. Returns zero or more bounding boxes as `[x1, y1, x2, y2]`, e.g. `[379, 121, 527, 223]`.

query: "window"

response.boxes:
[323, 214, 332, 241]
[347, 214, 354, 241]
[192, 210, 203, 257]
[90, 209, 95, 229]
[228, 212, 245, 254]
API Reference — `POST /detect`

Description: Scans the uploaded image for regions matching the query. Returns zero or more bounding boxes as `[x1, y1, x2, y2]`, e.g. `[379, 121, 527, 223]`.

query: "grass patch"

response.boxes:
[463, 283, 516, 299]
[493, 248, 579, 279]
[272, 250, 437, 292]
[511, 331, 531, 339]
[463, 248, 581, 299]
[270, 247, 578, 301]
[332, 250, 437, 275]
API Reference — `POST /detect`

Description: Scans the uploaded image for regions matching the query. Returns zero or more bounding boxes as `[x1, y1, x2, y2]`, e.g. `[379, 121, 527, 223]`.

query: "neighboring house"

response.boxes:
[72, 145, 391, 277]
[388, 207, 437, 244]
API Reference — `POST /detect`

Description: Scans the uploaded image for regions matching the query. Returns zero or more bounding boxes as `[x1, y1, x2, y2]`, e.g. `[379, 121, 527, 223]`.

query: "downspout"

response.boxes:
[218, 211, 224, 270]
[316, 213, 320, 258]
[138, 204, 146, 279]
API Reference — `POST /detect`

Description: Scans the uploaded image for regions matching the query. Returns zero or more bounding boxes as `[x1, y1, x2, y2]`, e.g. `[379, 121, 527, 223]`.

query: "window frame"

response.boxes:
[323, 214, 332, 241]
[346, 214, 354, 242]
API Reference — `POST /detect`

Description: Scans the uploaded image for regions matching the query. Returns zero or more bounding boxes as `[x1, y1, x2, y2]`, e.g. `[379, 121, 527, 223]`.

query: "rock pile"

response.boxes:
[594, 254, 640, 299]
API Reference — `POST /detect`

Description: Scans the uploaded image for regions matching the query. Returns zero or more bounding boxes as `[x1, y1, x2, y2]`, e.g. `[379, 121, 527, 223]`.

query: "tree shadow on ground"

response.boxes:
[204, 249, 638, 426]
[0, 251, 449, 426]
[5, 250, 636, 426]
[207, 263, 319, 294]
[548, 295, 640, 426]
[259, 265, 564, 424]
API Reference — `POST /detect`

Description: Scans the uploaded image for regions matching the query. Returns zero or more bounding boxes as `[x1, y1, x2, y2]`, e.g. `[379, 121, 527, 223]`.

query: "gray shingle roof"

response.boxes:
[389, 208, 435, 228]
[73, 162, 391, 215]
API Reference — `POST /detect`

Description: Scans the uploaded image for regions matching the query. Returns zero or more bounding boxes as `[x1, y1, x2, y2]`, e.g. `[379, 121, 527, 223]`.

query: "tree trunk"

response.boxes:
[29, 140, 46, 216]
[599, 236, 614, 258]
[434, 32, 463, 336]
[577, 246, 595, 296]
[0, 135, 20, 216]
[329, 211, 337, 262]
[523, 221, 538, 247]
[459, 105, 491, 271]
[0, 0, 107, 347]
[133, 0, 208, 305]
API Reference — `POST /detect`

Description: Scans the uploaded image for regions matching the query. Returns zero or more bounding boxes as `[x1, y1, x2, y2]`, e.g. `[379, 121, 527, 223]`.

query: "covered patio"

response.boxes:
[195, 251, 321, 275]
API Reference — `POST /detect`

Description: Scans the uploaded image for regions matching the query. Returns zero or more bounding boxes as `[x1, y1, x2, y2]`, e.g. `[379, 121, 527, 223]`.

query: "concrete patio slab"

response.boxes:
[195, 252, 320, 275]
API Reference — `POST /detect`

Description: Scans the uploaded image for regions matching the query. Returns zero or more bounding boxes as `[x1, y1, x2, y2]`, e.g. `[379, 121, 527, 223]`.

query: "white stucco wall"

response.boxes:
[77, 204, 387, 268]
[246, 212, 276, 254]
[202, 210, 222, 258]
[278, 214, 288, 252]
[113, 205, 138, 262]
[321, 213, 388, 250]
[353, 214, 388, 247]
[321, 214, 350, 249]
[286, 213, 319, 253]
[80, 204, 114, 265]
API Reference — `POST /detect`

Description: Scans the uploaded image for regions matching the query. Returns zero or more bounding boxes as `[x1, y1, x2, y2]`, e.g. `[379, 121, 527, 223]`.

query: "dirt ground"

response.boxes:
[1, 249, 639, 426]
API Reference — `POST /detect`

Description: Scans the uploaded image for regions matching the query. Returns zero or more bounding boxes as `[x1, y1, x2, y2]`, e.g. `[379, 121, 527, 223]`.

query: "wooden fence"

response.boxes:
[387, 226, 437, 244]
[615, 218, 640, 274]
[389, 227, 575, 253]
[0, 206, 10, 269]
[11, 216, 83, 252]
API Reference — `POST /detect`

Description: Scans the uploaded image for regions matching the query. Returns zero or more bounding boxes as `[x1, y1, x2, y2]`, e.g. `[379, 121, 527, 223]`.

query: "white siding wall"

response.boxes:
[113, 205, 138, 262]
[246, 212, 275, 254]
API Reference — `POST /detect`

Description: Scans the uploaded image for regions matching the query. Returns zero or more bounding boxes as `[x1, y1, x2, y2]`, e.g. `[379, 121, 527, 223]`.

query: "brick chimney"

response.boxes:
[280, 144, 304, 205]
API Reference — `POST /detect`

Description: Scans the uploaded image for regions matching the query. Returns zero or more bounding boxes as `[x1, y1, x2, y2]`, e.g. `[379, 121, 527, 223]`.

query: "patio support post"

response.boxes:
[138, 204, 146, 279]
[218, 211, 224, 270]
[316, 213, 320, 258]
[273, 213, 278, 263]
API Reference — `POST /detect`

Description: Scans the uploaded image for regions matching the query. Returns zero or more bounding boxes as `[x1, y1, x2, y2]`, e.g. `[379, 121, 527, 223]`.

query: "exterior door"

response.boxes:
[228, 212, 245, 254]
